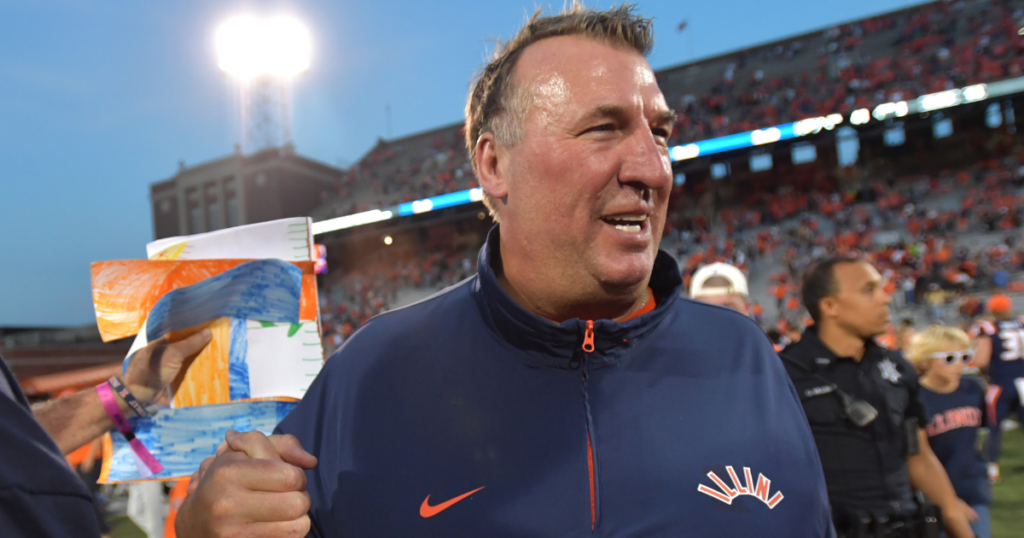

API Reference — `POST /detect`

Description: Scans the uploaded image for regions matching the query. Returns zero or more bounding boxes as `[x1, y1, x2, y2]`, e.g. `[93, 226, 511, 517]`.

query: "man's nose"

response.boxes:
[617, 125, 672, 191]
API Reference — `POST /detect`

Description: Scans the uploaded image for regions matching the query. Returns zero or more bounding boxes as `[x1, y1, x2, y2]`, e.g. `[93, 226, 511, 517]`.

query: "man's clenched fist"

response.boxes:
[175, 430, 318, 538]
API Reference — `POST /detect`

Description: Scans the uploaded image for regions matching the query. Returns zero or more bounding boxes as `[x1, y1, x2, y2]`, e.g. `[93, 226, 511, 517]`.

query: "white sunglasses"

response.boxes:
[929, 351, 973, 365]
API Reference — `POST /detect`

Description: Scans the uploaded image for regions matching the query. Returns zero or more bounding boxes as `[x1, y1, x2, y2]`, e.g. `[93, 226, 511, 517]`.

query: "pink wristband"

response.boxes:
[96, 383, 163, 475]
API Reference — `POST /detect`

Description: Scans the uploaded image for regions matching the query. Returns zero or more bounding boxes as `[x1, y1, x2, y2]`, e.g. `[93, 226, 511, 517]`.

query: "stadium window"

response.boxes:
[932, 116, 953, 139]
[883, 123, 906, 147]
[206, 183, 223, 231]
[835, 126, 859, 167]
[986, 102, 1003, 128]
[1004, 100, 1016, 134]
[791, 143, 817, 164]
[674, 172, 686, 186]
[710, 163, 730, 179]
[186, 187, 203, 234]
[749, 154, 773, 172]
[223, 177, 240, 228]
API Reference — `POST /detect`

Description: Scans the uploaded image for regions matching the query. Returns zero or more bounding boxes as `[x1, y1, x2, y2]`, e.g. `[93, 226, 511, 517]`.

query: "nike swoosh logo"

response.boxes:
[419, 486, 485, 518]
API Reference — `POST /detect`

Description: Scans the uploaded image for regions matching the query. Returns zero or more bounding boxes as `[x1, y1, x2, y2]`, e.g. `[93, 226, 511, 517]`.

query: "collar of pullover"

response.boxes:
[473, 226, 682, 369]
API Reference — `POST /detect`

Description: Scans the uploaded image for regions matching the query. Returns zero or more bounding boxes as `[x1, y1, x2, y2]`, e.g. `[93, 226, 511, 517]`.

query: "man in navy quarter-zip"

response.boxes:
[176, 4, 835, 537]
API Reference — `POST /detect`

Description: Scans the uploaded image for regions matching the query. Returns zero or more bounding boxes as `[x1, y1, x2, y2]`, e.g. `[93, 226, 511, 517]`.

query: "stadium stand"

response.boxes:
[312, 0, 1024, 219]
[311, 0, 1024, 352]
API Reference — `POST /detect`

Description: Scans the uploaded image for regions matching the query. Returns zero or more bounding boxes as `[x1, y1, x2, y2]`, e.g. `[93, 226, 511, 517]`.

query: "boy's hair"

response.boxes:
[905, 325, 971, 365]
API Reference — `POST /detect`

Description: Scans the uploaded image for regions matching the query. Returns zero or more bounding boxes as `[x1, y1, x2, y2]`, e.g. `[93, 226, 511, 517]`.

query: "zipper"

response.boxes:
[582, 320, 595, 353]
[581, 320, 597, 531]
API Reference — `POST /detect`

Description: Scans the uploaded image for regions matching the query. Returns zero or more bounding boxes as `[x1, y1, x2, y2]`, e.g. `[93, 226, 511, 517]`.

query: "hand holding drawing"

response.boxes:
[177, 430, 318, 538]
[32, 330, 213, 454]
[123, 329, 214, 405]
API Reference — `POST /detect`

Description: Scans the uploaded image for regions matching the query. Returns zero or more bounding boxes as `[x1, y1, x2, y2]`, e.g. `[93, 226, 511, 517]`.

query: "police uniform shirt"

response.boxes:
[0, 355, 102, 537]
[919, 377, 991, 506]
[780, 327, 928, 516]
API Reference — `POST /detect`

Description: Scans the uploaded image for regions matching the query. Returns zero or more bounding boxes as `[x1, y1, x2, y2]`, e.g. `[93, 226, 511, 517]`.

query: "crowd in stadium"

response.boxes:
[667, 0, 1024, 144]
[315, 0, 1024, 233]
[318, 146, 1024, 355]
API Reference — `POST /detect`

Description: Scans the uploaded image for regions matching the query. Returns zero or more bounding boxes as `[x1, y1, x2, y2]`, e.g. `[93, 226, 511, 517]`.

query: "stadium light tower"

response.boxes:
[216, 15, 312, 152]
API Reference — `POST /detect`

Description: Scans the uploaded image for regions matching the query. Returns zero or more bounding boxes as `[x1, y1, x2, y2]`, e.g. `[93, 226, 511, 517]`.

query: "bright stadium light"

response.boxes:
[216, 15, 312, 80]
[962, 84, 988, 103]
[850, 108, 871, 125]
[311, 209, 394, 235]
[751, 127, 782, 145]
[918, 90, 961, 112]
[670, 144, 700, 161]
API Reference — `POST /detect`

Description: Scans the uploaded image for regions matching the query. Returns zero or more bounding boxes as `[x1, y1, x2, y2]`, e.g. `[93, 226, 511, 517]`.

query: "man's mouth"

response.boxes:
[601, 214, 647, 233]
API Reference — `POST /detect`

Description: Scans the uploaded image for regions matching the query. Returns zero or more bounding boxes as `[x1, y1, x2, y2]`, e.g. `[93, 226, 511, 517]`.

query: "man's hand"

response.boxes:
[123, 329, 213, 405]
[32, 329, 212, 454]
[176, 430, 318, 538]
[957, 499, 979, 522]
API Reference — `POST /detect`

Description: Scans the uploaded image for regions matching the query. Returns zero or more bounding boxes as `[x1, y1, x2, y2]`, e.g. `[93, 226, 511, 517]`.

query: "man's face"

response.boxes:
[495, 36, 674, 291]
[827, 262, 893, 339]
[694, 294, 749, 315]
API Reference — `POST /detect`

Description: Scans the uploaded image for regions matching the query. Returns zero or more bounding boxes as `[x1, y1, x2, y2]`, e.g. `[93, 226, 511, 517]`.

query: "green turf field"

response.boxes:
[990, 425, 1024, 538]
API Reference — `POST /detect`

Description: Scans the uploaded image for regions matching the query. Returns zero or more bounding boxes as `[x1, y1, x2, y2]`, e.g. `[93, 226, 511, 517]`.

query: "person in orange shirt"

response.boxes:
[773, 283, 787, 311]
[164, 478, 191, 538]
[876, 324, 897, 350]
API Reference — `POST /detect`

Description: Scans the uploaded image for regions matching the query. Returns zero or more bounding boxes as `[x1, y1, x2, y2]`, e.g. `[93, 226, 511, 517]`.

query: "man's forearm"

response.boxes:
[32, 386, 129, 454]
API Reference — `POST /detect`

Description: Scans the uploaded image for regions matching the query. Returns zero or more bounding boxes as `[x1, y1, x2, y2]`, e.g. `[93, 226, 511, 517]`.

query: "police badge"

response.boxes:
[878, 358, 902, 384]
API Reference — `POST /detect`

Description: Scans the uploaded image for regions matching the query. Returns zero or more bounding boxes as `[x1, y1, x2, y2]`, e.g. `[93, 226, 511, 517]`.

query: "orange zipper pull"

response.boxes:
[582, 320, 595, 353]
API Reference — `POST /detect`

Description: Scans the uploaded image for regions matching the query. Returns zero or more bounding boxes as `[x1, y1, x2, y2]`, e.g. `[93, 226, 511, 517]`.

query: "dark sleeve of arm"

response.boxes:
[274, 333, 372, 538]
[0, 487, 100, 538]
[275, 369, 335, 538]
[768, 339, 836, 538]
[0, 360, 102, 538]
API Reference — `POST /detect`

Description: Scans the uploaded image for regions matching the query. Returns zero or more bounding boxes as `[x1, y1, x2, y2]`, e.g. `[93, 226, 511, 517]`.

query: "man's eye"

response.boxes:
[652, 127, 670, 139]
[585, 124, 616, 133]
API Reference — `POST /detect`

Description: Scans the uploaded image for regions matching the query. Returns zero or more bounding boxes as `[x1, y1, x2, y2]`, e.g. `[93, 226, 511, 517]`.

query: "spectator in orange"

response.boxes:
[164, 478, 191, 538]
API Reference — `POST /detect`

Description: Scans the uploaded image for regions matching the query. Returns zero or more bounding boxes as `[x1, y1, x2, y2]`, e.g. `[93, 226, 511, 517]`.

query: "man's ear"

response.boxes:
[819, 296, 837, 321]
[475, 132, 509, 202]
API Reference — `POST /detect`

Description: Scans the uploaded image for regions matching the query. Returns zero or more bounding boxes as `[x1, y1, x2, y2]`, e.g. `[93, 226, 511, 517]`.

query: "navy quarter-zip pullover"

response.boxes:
[277, 227, 835, 537]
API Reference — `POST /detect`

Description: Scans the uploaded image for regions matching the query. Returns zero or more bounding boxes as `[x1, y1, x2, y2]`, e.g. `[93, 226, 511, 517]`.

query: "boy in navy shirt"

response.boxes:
[908, 325, 991, 538]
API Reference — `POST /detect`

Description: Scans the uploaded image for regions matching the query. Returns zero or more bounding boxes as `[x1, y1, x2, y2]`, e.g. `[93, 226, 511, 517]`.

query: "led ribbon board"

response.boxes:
[310, 76, 1024, 234]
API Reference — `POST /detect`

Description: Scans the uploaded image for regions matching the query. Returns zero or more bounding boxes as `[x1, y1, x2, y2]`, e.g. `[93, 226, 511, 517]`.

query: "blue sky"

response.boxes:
[0, 0, 922, 327]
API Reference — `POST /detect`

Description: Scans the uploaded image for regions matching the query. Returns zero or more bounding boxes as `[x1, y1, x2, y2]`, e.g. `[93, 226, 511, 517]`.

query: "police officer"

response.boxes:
[780, 257, 976, 538]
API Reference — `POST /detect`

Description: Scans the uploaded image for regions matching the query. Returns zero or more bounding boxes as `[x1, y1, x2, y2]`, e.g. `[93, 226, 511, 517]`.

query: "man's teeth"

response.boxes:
[604, 215, 645, 233]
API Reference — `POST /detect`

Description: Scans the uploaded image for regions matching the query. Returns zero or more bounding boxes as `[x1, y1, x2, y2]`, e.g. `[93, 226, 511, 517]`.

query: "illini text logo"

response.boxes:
[697, 466, 784, 509]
